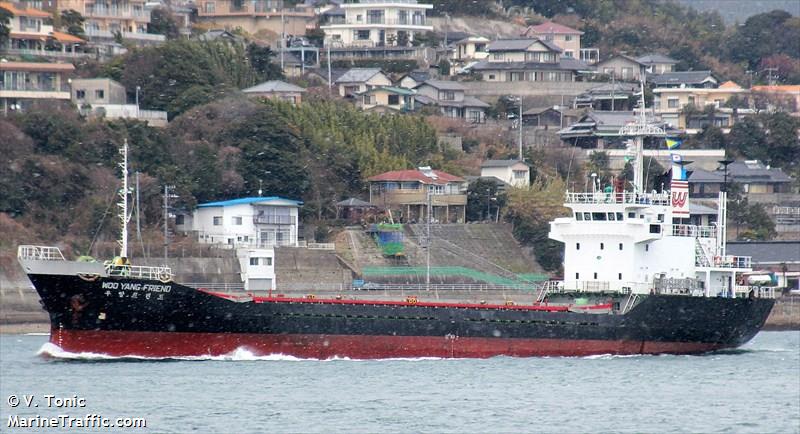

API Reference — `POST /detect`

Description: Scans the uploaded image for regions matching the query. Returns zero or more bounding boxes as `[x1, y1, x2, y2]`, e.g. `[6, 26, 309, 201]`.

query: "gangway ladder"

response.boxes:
[535, 280, 558, 304]
[695, 239, 712, 267]
[621, 292, 639, 314]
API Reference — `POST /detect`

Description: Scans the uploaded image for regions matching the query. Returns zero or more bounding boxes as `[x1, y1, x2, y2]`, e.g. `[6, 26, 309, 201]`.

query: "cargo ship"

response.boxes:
[18, 96, 775, 359]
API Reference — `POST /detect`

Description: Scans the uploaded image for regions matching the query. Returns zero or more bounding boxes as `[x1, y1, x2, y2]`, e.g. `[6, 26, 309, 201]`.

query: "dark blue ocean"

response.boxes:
[1, 331, 798, 433]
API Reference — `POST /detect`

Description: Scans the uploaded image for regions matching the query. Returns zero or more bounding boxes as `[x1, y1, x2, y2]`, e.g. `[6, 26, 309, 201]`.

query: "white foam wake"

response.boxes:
[36, 343, 446, 362]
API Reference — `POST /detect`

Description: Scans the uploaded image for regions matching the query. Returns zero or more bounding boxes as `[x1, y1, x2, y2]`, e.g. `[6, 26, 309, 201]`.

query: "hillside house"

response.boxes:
[636, 53, 677, 74]
[480, 160, 531, 187]
[320, 0, 432, 48]
[397, 70, 431, 89]
[176, 196, 303, 291]
[413, 79, 489, 123]
[649, 70, 718, 88]
[653, 81, 752, 130]
[521, 106, 582, 129]
[573, 82, 638, 111]
[356, 86, 415, 112]
[688, 161, 795, 198]
[367, 167, 467, 223]
[520, 21, 582, 59]
[471, 38, 590, 83]
[58, 0, 165, 45]
[595, 54, 646, 81]
[453, 35, 490, 61]
[1, 61, 73, 114]
[335, 68, 392, 97]
[558, 110, 679, 148]
[0, 1, 88, 58]
[243, 80, 306, 104]
[71, 78, 168, 126]
[196, 0, 314, 36]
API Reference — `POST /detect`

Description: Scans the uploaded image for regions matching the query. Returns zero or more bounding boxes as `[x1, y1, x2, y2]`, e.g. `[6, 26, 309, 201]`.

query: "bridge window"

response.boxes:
[600, 243, 604, 250]
[619, 243, 623, 250]
[649, 224, 661, 234]
[628, 212, 635, 219]
[576, 243, 580, 250]
[618, 273, 623, 280]
[575, 212, 583, 221]
[608, 213, 616, 221]
[617, 212, 624, 220]
[584, 212, 591, 220]
[593, 272, 598, 279]
[576, 273, 579, 279]
[658, 214, 665, 222]
[592, 212, 606, 221]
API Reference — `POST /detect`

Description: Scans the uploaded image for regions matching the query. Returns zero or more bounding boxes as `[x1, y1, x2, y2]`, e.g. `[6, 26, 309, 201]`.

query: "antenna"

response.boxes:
[618, 76, 665, 192]
[117, 139, 131, 259]
[163, 185, 177, 261]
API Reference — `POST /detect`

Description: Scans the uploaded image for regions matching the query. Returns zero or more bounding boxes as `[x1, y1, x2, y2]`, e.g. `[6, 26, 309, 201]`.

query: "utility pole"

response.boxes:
[426, 190, 432, 292]
[327, 43, 332, 94]
[280, 7, 285, 71]
[518, 95, 523, 160]
[611, 74, 615, 111]
[163, 185, 176, 261]
[135, 171, 142, 256]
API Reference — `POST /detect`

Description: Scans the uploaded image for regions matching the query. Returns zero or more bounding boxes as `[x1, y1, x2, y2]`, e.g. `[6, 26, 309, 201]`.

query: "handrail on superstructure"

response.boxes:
[17, 245, 65, 261]
[103, 261, 173, 281]
[565, 191, 671, 206]
[667, 224, 717, 238]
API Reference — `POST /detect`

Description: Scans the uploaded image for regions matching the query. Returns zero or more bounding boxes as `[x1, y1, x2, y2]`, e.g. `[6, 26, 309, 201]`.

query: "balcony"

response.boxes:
[86, 7, 151, 22]
[85, 29, 165, 42]
[374, 191, 467, 207]
[1, 48, 93, 59]
[253, 215, 295, 225]
[0, 82, 71, 100]
[322, 17, 429, 28]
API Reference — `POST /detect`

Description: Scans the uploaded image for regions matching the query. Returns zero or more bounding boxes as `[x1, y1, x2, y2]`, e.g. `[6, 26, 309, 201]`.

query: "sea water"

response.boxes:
[1, 332, 798, 433]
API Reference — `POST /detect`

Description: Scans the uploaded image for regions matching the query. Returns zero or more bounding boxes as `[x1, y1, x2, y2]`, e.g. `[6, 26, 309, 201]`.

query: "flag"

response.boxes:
[666, 137, 682, 150]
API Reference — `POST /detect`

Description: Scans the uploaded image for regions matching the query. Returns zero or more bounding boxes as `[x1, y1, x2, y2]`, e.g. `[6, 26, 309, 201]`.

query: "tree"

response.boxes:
[305, 28, 325, 47]
[148, 7, 180, 40]
[60, 10, 85, 38]
[763, 112, 800, 172]
[0, 6, 12, 48]
[505, 177, 569, 272]
[728, 116, 766, 161]
[466, 179, 506, 222]
[437, 59, 451, 76]
[246, 43, 284, 81]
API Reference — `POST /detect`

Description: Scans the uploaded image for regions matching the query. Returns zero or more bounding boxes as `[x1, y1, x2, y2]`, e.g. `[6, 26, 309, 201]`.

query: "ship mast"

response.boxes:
[118, 139, 131, 259]
[618, 76, 665, 192]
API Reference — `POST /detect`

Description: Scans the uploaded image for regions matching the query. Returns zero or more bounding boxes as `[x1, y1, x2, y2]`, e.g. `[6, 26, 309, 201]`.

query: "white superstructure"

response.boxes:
[549, 79, 759, 299]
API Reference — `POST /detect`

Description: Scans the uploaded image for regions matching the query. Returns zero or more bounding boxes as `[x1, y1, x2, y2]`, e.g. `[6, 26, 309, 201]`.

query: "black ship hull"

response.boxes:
[29, 273, 775, 358]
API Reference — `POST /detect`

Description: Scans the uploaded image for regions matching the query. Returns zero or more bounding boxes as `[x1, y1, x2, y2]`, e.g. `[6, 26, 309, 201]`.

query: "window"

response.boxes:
[621, 67, 633, 79]
[440, 90, 455, 101]
[213, 216, 222, 226]
[233, 216, 242, 225]
[593, 272, 598, 279]
[619, 243, 623, 250]
[645, 244, 649, 252]
[356, 30, 370, 40]
[688, 96, 695, 105]
[565, 35, 573, 42]
[95, 89, 105, 100]
[628, 212, 635, 219]
[492, 52, 504, 61]
[583, 212, 591, 220]
[564, 50, 574, 58]
[513, 170, 526, 179]
[667, 98, 679, 109]
[488, 74, 496, 80]
[576, 243, 580, 250]
[204, 1, 215, 13]
[608, 213, 616, 221]
[575, 213, 583, 221]
[175, 215, 184, 225]
[250, 258, 259, 266]
[600, 243, 604, 250]
[76, 89, 86, 99]
[618, 273, 622, 280]
[616, 212, 623, 220]
[592, 212, 607, 221]
[576, 273, 580, 279]
[388, 94, 399, 105]
[657, 214, 664, 222]
[265, 257, 272, 266]
[603, 67, 615, 76]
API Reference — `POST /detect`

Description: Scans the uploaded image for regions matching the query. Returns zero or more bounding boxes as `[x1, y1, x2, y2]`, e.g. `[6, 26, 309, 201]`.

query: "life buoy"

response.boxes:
[406, 296, 418, 304]
[306, 294, 316, 300]
[159, 272, 172, 283]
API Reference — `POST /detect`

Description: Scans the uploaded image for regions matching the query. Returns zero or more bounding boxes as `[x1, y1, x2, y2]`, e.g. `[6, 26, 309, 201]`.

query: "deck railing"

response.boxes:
[565, 191, 671, 206]
[104, 261, 173, 281]
[667, 224, 716, 238]
[17, 245, 65, 261]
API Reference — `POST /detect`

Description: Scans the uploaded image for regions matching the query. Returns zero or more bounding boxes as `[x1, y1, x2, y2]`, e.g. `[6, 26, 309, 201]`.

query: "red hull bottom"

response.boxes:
[48, 328, 726, 359]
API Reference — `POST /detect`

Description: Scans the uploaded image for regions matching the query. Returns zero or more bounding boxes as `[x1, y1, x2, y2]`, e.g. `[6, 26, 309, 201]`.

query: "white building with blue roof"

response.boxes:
[177, 196, 303, 292]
